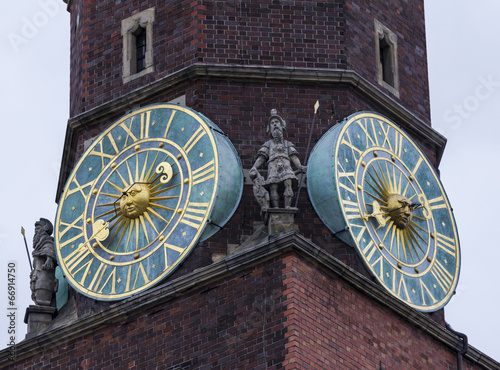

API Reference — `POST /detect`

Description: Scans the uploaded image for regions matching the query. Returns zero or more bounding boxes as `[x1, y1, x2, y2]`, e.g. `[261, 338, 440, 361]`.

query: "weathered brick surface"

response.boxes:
[9, 258, 288, 369]
[68, 0, 429, 124]
[5, 252, 486, 369]
[281, 254, 476, 370]
[345, 0, 430, 123]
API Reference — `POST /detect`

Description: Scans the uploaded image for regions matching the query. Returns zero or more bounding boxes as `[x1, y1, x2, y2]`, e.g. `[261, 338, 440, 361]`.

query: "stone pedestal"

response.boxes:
[24, 305, 57, 340]
[265, 208, 298, 235]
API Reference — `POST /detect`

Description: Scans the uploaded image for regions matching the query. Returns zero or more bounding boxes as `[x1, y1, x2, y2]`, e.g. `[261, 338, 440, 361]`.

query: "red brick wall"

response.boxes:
[13, 257, 288, 369]
[68, 0, 429, 124]
[282, 254, 476, 369]
[9, 252, 481, 369]
[345, 0, 430, 123]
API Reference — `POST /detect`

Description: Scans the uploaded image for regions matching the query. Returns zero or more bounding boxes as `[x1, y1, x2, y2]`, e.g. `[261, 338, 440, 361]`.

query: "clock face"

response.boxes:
[307, 112, 460, 312]
[55, 104, 243, 300]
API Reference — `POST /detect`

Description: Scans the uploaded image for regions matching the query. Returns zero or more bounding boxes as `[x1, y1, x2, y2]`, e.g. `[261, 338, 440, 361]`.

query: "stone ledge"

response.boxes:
[56, 63, 446, 202]
[2, 233, 498, 369]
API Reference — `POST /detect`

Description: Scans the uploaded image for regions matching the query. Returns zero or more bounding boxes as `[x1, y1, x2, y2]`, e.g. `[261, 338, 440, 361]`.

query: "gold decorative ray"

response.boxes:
[363, 182, 387, 205]
[115, 168, 129, 188]
[402, 230, 414, 263]
[124, 219, 134, 252]
[150, 195, 180, 202]
[398, 229, 407, 263]
[390, 224, 397, 257]
[105, 180, 124, 194]
[366, 169, 388, 199]
[397, 170, 402, 195]
[402, 180, 410, 197]
[134, 218, 140, 249]
[139, 151, 150, 182]
[408, 223, 428, 244]
[411, 215, 426, 221]
[98, 192, 121, 199]
[94, 208, 120, 220]
[385, 161, 396, 194]
[143, 212, 160, 236]
[96, 202, 120, 208]
[115, 219, 131, 252]
[149, 203, 176, 212]
[150, 182, 181, 197]
[147, 154, 170, 184]
[126, 160, 134, 186]
[135, 154, 139, 183]
[106, 218, 127, 250]
[139, 216, 150, 244]
[376, 161, 390, 196]
[406, 228, 426, 255]
[146, 207, 169, 224]
[144, 151, 161, 184]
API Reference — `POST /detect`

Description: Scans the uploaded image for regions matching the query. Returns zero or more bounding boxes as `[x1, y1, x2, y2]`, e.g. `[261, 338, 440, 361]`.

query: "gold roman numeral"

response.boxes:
[410, 157, 423, 177]
[119, 120, 138, 146]
[419, 279, 438, 306]
[362, 240, 378, 263]
[342, 198, 362, 220]
[356, 118, 379, 149]
[393, 272, 411, 303]
[97, 266, 117, 294]
[163, 111, 176, 138]
[58, 214, 84, 239]
[63, 245, 93, 285]
[180, 202, 209, 229]
[65, 178, 94, 199]
[164, 243, 186, 268]
[125, 262, 151, 292]
[90, 141, 115, 168]
[192, 159, 215, 185]
[183, 126, 206, 154]
[435, 233, 457, 258]
[427, 196, 447, 211]
[430, 260, 453, 293]
[139, 110, 152, 139]
[340, 131, 363, 159]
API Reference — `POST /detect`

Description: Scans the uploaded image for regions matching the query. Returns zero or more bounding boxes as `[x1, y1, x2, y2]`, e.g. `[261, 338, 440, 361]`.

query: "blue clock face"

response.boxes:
[55, 104, 243, 300]
[308, 112, 460, 312]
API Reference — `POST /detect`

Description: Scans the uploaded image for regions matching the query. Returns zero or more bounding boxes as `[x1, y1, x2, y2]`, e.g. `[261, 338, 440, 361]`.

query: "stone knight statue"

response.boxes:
[250, 109, 306, 210]
[30, 218, 58, 307]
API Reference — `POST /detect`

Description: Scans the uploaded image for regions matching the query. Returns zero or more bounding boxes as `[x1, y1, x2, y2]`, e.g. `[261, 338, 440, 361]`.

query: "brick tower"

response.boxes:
[2, 1, 499, 369]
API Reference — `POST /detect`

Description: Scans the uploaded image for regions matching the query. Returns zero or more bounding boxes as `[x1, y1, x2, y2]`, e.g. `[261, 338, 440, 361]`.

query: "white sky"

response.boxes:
[0, 0, 498, 363]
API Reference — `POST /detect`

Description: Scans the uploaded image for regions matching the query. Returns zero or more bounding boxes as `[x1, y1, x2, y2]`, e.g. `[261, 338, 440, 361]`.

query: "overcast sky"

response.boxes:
[0, 0, 499, 362]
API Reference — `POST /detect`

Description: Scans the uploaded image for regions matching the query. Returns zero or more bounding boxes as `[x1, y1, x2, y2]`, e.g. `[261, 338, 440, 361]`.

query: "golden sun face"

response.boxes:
[362, 158, 427, 265]
[91, 150, 182, 254]
[120, 184, 151, 219]
[386, 194, 412, 229]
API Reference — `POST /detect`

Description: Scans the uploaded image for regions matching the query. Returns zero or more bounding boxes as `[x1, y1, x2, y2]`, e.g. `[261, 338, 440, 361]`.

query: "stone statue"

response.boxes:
[30, 218, 58, 307]
[250, 109, 306, 210]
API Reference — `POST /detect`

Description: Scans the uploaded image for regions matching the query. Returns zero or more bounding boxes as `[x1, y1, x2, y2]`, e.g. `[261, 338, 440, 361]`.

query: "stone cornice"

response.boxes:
[1, 233, 498, 369]
[56, 64, 447, 202]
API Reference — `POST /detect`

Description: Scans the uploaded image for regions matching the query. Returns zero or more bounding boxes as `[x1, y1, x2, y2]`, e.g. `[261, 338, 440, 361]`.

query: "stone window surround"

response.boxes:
[375, 19, 399, 98]
[121, 7, 155, 84]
